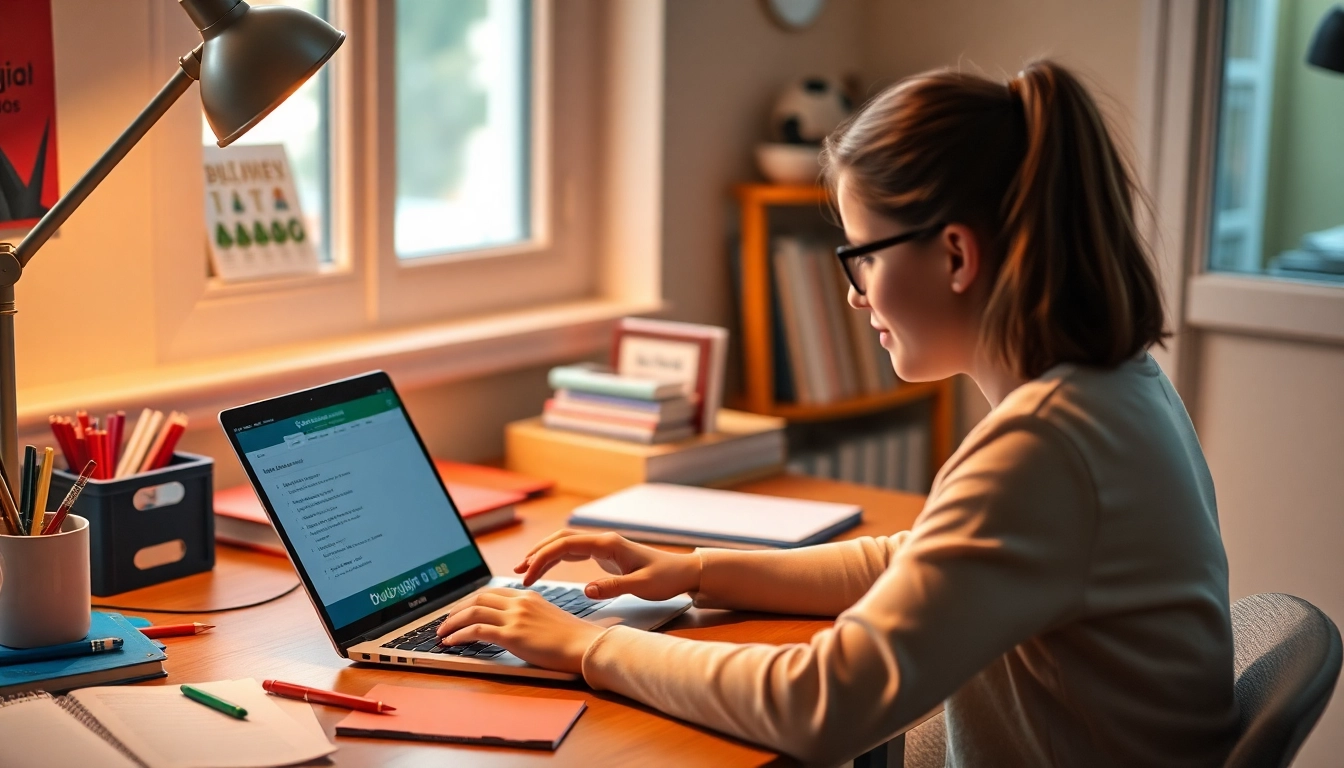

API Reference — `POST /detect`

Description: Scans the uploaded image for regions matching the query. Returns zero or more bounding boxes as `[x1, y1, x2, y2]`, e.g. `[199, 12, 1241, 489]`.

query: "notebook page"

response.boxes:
[69, 679, 335, 768]
[0, 695, 139, 768]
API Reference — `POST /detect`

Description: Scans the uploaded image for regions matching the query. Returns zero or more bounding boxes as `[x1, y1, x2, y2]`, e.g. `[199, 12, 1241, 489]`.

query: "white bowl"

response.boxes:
[755, 142, 822, 185]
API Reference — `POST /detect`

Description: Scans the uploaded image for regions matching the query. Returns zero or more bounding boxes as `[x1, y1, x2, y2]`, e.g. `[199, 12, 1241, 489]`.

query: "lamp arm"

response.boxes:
[0, 44, 203, 478]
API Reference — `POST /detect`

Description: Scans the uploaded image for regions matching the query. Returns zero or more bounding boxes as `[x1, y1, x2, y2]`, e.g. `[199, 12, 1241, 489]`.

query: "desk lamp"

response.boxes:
[1308, 5, 1344, 73]
[0, 0, 344, 474]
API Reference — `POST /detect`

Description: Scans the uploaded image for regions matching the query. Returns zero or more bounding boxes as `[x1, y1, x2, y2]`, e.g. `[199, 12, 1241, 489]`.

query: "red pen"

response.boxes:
[262, 679, 397, 714]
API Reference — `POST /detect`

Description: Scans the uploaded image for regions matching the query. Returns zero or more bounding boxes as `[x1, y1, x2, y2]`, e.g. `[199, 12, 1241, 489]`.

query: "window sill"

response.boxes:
[1185, 273, 1344, 345]
[17, 297, 662, 432]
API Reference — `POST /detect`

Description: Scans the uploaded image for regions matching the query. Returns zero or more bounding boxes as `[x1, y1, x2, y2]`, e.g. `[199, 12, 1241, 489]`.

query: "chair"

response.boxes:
[858, 592, 1341, 768]
[1225, 592, 1342, 768]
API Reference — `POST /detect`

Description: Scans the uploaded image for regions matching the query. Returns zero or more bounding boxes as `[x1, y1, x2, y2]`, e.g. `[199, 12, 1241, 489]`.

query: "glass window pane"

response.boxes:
[395, 0, 531, 260]
[1209, 0, 1344, 283]
[201, 0, 332, 264]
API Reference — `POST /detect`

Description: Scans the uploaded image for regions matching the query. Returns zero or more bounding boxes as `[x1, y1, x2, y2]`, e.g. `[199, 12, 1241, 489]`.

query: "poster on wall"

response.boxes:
[203, 143, 321, 282]
[0, 0, 60, 231]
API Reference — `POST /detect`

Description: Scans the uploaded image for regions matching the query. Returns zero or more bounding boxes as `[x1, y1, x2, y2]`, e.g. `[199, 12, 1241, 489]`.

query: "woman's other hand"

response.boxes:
[513, 530, 702, 601]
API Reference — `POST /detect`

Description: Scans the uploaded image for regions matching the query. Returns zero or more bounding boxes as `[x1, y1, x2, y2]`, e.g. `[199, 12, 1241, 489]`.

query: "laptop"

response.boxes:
[219, 371, 692, 681]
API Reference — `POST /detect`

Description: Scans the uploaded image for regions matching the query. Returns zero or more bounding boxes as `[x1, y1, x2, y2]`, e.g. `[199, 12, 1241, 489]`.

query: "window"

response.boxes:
[395, 0, 531, 259]
[202, 0, 333, 263]
[1209, 0, 1344, 284]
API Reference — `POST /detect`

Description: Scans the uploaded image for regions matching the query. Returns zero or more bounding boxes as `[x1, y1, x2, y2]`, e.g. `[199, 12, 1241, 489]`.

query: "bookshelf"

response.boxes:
[731, 183, 957, 482]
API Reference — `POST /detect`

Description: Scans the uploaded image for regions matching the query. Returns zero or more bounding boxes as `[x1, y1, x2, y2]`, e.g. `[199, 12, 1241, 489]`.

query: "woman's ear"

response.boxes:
[942, 223, 981, 294]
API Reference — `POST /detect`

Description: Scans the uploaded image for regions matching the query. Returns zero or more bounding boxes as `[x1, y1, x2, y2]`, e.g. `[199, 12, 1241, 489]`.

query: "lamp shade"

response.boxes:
[188, 0, 345, 147]
[1307, 5, 1344, 73]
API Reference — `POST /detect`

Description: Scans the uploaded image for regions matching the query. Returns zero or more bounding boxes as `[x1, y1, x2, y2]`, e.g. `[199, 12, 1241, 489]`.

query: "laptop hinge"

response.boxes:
[347, 575, 492, 647]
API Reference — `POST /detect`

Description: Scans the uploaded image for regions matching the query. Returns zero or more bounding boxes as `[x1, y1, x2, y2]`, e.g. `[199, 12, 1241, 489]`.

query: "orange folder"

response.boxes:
[335, 684, 586, 750]
[434, 459, 554, 498]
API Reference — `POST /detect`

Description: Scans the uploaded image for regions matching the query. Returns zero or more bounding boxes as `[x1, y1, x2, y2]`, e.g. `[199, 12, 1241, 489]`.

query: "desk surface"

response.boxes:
[107, 474, 923, 767]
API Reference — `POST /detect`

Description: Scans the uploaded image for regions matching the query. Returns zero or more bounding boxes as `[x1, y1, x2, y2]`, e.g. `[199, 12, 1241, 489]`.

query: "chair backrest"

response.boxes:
[1225, 593, 1342, 768]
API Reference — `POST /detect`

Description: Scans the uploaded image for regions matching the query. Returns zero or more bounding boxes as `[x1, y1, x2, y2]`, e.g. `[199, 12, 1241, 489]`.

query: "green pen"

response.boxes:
[180, 684, 248, 720]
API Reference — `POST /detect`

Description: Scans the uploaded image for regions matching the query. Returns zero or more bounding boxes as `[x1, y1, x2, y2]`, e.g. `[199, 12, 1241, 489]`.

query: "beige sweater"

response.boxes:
[581, 355, 1238, 766]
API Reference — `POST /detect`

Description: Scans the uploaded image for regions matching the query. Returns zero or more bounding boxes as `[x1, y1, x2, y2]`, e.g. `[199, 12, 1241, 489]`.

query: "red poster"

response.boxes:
[0, 0, 59, 230]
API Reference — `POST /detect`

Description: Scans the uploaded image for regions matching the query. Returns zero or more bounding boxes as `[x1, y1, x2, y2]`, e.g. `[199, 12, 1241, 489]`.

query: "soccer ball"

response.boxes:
[770, 77, 852, 145]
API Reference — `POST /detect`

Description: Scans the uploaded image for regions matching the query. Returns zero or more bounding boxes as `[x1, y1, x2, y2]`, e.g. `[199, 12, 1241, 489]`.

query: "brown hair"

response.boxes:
[821, 59, 1166, 380]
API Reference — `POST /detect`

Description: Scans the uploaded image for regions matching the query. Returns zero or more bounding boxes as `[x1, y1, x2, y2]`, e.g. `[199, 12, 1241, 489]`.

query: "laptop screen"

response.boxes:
[226, 377, 488, 639]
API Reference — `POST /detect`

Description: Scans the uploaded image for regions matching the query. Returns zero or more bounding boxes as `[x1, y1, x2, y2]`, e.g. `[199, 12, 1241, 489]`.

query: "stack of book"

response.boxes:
[508, 409, 787, 497]
[769, 236, 898, 405]
[542, 363, 697, 444]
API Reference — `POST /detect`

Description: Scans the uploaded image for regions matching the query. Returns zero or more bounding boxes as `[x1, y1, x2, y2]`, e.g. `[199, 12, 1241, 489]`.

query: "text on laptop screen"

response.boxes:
[233, 391, 482, 630]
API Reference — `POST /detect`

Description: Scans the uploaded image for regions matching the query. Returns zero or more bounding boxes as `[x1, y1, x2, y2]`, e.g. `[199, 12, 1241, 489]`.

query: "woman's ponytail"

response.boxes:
[985, 61, 1166, 378]
[823, 59, 1167, 380]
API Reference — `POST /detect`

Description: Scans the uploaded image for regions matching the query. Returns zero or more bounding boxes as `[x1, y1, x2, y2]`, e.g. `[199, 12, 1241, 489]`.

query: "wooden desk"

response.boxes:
[104, 475, 923, 767]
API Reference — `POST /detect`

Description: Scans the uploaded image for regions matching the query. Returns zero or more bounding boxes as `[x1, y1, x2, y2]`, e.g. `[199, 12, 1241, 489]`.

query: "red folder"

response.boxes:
[336, 684, 586, 750]
[434, 459, 554, 498]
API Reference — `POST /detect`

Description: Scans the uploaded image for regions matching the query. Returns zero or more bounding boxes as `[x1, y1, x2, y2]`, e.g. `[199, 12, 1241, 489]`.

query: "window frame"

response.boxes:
[1137, 0, 1344, 389]
[143, 0, 652, 362]
[21, 0, 666, 435]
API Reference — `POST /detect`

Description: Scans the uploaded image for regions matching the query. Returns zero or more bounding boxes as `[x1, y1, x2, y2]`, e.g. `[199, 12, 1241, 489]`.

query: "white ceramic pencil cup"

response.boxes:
[0, 515, 91, 648]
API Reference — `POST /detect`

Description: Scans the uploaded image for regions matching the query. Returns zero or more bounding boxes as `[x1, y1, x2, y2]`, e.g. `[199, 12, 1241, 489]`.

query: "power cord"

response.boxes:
[91, 581, 303, 614]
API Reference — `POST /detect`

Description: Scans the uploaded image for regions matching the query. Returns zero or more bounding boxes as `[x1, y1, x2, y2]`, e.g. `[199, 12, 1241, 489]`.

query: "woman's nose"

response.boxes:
[847, 285, 868, 310]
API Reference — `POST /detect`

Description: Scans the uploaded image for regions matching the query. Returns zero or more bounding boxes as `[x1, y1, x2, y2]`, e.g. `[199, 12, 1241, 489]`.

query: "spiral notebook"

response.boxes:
[0, 678, 335, 768]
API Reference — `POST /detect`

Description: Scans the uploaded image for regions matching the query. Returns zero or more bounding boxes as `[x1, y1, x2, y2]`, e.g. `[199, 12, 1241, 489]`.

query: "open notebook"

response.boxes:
[0, 678, 334, 768]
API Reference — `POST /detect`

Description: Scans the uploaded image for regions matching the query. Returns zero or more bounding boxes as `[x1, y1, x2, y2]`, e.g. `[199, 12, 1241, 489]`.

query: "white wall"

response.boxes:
[1194, 333, 1344, 765]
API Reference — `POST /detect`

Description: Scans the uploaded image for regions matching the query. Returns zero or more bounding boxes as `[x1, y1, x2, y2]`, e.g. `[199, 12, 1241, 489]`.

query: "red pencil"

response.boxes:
[147, 416, 187, 471]
[108, 412, 125, 474]
[141, 622, 214, 639]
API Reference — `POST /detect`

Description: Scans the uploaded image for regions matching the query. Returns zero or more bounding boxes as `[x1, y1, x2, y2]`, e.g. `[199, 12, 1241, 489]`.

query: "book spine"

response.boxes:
[781, 239, 833, 403]
[547, 368, 666, 400]
[546, 399, 663, 428]
[795, 245, 841, 403]
[810, 243, 860, 401]
[772, 238, 815, 404]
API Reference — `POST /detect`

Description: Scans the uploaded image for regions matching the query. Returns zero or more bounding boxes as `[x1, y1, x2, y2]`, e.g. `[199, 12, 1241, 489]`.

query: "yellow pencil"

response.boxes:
[30, 447, 54, 536]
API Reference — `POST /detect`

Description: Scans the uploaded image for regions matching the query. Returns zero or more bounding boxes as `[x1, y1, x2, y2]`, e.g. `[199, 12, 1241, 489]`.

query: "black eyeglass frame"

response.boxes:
[834, 223, 946, 295]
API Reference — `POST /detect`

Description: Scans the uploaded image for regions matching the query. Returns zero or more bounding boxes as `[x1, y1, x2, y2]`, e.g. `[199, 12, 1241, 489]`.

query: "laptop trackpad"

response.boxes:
[592, 594, 692, 631]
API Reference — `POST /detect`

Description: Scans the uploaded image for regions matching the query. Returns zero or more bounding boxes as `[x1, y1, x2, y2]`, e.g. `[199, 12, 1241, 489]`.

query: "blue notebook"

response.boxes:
[0, 612, 167, 697]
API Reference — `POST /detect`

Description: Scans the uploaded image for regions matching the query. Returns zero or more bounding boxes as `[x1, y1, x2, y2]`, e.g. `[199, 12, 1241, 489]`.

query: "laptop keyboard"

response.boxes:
[380, 583, 611, 657]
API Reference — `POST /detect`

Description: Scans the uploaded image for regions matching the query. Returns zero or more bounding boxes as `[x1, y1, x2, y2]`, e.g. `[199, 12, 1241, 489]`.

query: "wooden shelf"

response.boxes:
[730, 183, 959, 479]
[751, 381, 946, 423]
[733, 183, 828, 207]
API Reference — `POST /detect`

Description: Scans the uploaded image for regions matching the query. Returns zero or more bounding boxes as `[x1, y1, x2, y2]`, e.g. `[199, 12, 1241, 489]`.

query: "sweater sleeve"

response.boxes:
[581, 418, 1096, 765]
[688, 532, 912, 616]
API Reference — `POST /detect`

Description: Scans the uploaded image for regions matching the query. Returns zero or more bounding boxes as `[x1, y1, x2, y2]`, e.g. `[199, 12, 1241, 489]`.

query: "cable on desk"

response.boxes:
[92, 581, 303, 614]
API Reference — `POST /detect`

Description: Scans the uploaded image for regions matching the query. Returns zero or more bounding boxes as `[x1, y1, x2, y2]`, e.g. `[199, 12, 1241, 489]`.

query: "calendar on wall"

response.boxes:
[203, 143, 321, 282]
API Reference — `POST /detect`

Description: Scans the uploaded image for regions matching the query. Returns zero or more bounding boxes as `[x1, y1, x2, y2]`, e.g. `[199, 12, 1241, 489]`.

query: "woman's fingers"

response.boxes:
[514, 528, 584, 571]
[443, 622, 506, 648]
[436, 605, 506, 638]
[521, 534, 627, 586]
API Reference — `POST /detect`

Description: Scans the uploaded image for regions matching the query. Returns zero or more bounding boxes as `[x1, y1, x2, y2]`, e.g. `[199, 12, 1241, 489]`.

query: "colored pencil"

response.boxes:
[141, 622, 214, 639]
[147, 414, 187, 471]
[29, 447, 53, 536]
[138, 411, 177, 474]
[115, 409, 152, 479]
[122, 409, 162, 478]
[18, 445, 36, 535]
[108, 411, 125, 474]
[41, 460, 96, 536]
[0, 453, 20, 536]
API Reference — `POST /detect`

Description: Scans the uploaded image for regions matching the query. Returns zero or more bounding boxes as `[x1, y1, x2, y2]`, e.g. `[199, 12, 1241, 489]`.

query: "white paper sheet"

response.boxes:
[0, 695, 140, 768]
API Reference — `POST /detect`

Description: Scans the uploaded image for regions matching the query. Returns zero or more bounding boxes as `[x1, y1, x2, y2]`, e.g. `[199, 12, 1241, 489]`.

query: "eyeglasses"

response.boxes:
[834, 223, 945, 295]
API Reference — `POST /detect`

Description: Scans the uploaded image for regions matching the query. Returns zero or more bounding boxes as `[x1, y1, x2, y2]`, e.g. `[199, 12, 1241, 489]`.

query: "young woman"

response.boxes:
[437, 60, 1238, 766]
